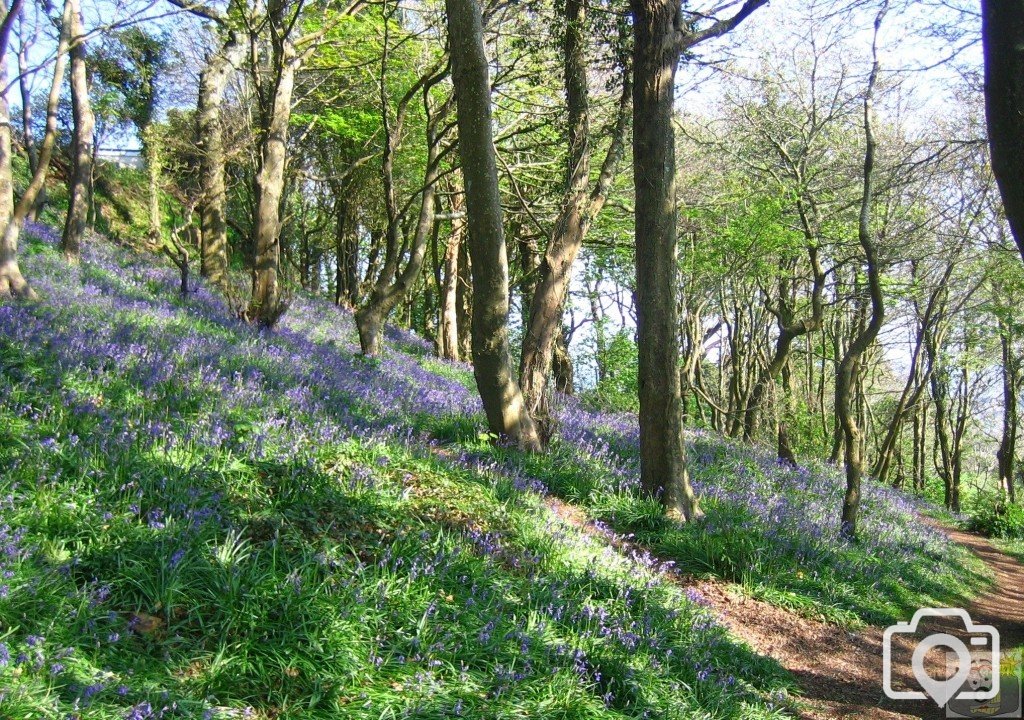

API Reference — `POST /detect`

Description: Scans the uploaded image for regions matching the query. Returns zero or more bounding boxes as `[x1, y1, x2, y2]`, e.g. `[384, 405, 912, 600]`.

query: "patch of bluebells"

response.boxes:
[0, 222, 960, 715]
[549, 398, 960, 589]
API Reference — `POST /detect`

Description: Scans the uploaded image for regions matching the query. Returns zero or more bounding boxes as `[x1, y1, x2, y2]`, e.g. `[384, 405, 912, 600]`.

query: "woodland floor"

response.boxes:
[548, 498, 1024, 720]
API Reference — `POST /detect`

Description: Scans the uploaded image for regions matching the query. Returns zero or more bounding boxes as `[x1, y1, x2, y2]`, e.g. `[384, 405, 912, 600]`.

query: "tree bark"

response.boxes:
[742, 246, 825, 448]
[456, 236, 473, 360]
[982, 0, 1024, 264]
[552, 328, 574, 394]
[439, 190, 465, 361]
[61, 0, 94, 262]
[446, 0, 541, 450]
[334, 194, 359, 307]
[144, 124, 163, 241]
[356, 58, 450, 355]
[247, 37, 298, 327]
[627, 0, 769, 512]
[0, 12, 26, 296]
[630, 0, 698, 520]
[913, 399, 927, 492]
[997, 320, 1019, 503]
[16, 8, 43, 220]
[197, 30, 244, 288]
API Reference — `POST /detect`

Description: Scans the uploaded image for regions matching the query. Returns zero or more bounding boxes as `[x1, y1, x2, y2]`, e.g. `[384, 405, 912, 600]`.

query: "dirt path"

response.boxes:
[546, 499, 1024, 719]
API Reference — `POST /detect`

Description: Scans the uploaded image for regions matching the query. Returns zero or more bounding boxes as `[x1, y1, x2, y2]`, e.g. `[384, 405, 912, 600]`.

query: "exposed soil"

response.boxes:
[545, 498, 1024, 719]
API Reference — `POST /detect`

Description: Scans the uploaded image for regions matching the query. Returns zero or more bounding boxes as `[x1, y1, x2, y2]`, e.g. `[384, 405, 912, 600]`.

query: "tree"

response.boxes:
[446, 0, 541, 451]
[518, 0, 630, 435]
[629, 0, 766, 520]
[244, 1, 357, 326]
[838, 3, 887, 541]
[15, 2, 44, 220]
[355, 5, 450, 355]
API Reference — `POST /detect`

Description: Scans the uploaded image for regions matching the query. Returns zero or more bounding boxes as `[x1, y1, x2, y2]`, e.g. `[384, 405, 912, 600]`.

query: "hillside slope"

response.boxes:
[0, 225, 986, 719]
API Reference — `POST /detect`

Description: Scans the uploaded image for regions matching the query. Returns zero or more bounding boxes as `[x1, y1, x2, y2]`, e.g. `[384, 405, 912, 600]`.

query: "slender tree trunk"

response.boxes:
[586, 277, 608, 381]
[446, 0, 541, 450]
[0, 15, 26, 297]
[16, 11, 43, 221]
[517, 223, 538, 331]
[144, 125, 163, 241]
[839, 5, 886, 541]
[913, 400, 926, 492]
[873, 317, 932, 484]
[357, 77, 450, 355]
[925, 322, 959, 511]
[742, 247, 825, 447]
[0, 0, 70, 299]
[439, 191, 465, 361]
[552, 328, 574, 394]
[456, 237, 473, 360]
[61, 0, 93, 262]
[998, 322, 1018, 502]
[334, 195, 359, 307]
[197, 30, 243, 288]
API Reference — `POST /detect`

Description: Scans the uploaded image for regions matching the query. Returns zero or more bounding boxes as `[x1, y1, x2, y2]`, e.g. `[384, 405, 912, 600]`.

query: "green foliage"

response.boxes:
[581, 330, 638, 413]
[89, 26, 168, 135]
[965, 496, 1024, 540]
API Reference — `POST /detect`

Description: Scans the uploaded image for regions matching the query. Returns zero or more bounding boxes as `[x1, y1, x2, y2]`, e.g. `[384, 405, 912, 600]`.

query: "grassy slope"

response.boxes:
[997, 539, 1024, 565]
[0, 226, 986, 719]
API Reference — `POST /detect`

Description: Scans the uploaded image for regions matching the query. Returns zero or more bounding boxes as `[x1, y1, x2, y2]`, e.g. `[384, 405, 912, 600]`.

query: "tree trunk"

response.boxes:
[446, 0, 541, 450]
[926, 324, 959, 511]
[197, 30, 244, 288]
[998, 322, 1018, 503]
[0, 0, 27, 297]
[839, 6, 886, 541]
[144, 124, 163, 241]
[742, 248, 825, 448]
[0, 0, 70, 299]
[61, 0, 94, 262]
[917, 403, 933, 493]
[982, 0, 1024, 264]
[519, 0, 629, 430]
[456, 237, 473, 360]
[16, 10, 43, 221]
[630, 0, 700, 520]
[334, 195, 359, 307]
[247, 40, 298, 327]
[552, 328, 574, 394]
[439, 191, 464, 361]
[871, 270, 949, 485]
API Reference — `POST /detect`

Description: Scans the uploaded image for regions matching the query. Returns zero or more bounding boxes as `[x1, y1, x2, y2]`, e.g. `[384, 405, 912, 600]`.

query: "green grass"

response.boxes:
[996, 538, 1024, 565]
[458, 434, 988, 629]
